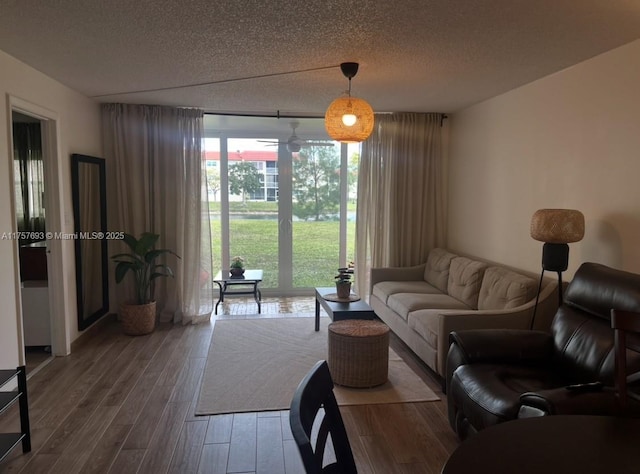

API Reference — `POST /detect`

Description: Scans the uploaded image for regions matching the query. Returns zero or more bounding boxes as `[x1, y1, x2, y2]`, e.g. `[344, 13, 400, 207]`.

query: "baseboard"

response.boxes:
[71, 313, 117, 353]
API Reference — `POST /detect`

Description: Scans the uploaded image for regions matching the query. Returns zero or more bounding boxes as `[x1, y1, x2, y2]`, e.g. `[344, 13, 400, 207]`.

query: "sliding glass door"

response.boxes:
[205, 116, 358, 296]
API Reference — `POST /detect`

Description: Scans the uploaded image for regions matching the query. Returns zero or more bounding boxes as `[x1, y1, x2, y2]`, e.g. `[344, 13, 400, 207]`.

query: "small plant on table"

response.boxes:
[335, 263, 354, 299]
[230, 256, 245, 276]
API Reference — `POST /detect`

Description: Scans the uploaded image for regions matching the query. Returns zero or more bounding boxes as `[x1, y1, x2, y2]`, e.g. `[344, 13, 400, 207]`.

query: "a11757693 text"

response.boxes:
[1, 231, 125, 240]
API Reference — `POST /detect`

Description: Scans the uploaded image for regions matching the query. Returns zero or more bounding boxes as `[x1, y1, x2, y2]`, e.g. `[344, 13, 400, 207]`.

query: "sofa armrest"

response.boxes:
[519, 386, 618, 417]
[449, 329, 553, 365]
[369, 263, 426, 293]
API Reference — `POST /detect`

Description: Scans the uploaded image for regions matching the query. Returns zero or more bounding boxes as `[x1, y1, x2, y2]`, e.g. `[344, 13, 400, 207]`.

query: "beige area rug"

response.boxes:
[196, 317, 439, 415]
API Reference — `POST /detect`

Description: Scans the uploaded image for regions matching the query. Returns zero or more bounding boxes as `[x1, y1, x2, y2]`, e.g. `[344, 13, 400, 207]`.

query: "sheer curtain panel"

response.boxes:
[355, 113, 446, 297]
[13, 122, 45, 244]
[102, 103, 213, 324]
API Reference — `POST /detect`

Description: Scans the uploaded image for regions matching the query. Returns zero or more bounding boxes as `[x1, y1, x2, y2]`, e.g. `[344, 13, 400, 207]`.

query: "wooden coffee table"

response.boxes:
[314, 287, 377, 331]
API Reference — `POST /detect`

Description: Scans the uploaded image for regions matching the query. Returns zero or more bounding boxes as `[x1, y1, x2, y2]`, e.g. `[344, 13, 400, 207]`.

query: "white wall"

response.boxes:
[448, 39, 640, 279]
[0, 49, 101, 367]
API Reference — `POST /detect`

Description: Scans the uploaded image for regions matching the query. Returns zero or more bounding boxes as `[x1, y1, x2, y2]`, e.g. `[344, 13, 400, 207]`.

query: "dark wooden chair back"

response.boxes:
[611, 309, 640, 409]
[289, 360, 357, 474]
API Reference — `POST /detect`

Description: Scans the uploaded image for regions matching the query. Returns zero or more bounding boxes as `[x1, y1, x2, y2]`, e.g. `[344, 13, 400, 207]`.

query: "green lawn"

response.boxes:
[211, 219, 355, 289]
[209, 200, 357, 213]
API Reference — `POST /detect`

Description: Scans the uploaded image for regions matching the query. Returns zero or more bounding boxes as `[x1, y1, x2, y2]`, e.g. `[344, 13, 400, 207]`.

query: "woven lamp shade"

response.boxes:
[324, 96, 374, 143]
[530, 209, 585, 243]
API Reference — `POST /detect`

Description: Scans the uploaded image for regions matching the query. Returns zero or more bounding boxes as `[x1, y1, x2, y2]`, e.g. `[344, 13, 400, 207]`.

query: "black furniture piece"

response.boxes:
[213, 269, 263, 315]
[611, 309, 640, 409]
[314, 287, 376, 332]
[289, 360, 357, 473]
[0, 366, 30, 463]
[446, 262, 640, 440]
[441, 415, 640, 474]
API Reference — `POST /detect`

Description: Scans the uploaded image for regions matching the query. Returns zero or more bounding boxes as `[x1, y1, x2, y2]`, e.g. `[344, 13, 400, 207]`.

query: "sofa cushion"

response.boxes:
[478, 267, 537, 310]
[372, 280, 441, 304]
[424, 248, 458, 293]
[408, 310, 439, 348]
[408, 308, 475, 350]
[388, 293, 469, 321]
[447, 257, 488, 309]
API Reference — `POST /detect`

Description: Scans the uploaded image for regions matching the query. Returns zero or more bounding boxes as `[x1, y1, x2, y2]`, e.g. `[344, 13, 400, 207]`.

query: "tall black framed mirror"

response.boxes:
[71, 154, 109, 330]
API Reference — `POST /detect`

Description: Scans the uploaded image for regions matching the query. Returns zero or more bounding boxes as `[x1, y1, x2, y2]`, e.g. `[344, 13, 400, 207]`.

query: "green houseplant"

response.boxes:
[112, 232, 179, 335]
[230, 255, 245, 277]
[335, 265, 354, 299]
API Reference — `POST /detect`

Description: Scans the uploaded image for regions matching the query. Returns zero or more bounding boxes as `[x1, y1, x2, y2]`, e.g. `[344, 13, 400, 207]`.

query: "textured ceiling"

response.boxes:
[1, 0, 640, 135]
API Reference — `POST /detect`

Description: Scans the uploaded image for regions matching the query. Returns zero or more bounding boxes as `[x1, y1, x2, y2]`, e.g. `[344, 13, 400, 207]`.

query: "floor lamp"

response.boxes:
[530, 209, 585, 328]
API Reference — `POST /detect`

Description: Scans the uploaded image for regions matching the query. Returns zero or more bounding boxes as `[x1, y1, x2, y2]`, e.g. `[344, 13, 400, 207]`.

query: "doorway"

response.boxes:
[11, 111, 53, 374]
[8, 95, 70, 375]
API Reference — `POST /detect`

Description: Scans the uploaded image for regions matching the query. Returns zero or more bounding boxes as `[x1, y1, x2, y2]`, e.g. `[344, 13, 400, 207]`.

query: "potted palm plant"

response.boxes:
[112, 232, 179, 335]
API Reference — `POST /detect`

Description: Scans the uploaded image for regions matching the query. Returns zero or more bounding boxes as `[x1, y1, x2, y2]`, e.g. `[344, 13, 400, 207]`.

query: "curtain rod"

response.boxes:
[205, 111, 449, 122]
[205, 111, 324, 120]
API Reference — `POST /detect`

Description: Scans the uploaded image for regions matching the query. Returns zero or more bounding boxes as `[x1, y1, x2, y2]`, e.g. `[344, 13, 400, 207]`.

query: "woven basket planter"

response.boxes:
[119, 301, 156, 336]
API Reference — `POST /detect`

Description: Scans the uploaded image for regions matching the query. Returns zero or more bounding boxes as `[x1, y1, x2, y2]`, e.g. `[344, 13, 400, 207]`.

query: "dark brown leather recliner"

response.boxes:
[446, 262, 640, 440]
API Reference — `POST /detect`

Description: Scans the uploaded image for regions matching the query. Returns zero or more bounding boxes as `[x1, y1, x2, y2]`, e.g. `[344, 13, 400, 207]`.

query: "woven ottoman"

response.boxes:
[328, 319, 390, 388]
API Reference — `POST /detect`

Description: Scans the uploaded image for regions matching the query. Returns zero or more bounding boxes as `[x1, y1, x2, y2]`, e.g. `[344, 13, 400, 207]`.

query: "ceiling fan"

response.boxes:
[258, 121, 334, 152]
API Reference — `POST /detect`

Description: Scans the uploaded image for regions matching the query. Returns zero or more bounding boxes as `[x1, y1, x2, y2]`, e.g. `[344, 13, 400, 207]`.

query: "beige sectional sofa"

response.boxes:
[369, 248, 558, 378]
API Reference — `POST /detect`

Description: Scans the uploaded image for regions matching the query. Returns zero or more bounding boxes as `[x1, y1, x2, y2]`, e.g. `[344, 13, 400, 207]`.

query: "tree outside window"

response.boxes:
[229, 161, 262, 202]
[292, 146, 340, 221]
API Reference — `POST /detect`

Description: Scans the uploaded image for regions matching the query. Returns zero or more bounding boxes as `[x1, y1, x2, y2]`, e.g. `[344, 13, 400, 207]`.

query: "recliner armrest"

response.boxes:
[445, 328, 553, 399]
[519, 386, 618, 417]
[449, 329, 553, 365]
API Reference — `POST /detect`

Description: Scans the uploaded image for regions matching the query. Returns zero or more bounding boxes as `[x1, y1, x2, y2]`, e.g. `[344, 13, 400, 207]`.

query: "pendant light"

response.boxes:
[325, 62, 374, 143]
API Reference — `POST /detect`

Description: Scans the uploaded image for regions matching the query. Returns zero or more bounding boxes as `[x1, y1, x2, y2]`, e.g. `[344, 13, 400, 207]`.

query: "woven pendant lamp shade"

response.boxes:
[324, 96, 374, 143]
[530, 209, 585, 243]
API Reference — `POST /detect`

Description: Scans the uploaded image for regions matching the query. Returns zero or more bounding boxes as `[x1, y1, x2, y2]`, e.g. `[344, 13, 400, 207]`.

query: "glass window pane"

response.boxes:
[292, 143, 342, 288]
[346, 143, 360, 267]
[228, 139, 279, 289]
[205, 138, 222, 276]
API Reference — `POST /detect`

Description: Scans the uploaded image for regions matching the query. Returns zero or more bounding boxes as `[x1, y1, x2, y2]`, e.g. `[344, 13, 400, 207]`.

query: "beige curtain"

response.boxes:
[102, 103, 213, 324]
[355, 112, 446, 297]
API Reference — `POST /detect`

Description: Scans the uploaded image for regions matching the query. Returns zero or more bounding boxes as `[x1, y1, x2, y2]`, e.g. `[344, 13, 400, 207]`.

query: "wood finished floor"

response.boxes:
[0, 296, 459, 473]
